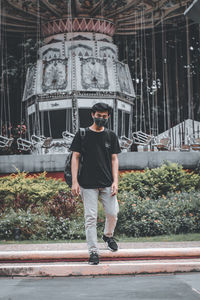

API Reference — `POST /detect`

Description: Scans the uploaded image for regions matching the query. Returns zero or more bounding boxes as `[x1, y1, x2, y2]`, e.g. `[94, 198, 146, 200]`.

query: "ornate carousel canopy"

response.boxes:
[1, 0, 193, 36]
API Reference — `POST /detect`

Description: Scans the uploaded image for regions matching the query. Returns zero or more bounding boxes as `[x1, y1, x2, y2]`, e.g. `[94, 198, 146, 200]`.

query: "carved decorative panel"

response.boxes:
[81, 57, 109, 90]
[116, 62, 131, 94]
[42, 58, 68, 92]
[23, 65, 36, 100]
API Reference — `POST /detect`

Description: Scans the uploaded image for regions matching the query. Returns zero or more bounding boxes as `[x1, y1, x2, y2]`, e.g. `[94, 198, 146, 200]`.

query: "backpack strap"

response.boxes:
[79, 127, 88, 154]
[79, 127, 86, 139]
[104, 127, 112, 147]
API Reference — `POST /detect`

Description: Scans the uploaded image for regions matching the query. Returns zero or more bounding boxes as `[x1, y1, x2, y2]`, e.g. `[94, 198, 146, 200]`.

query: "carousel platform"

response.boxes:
[1, 151, 200, 174]
[0, 241, 200, 277]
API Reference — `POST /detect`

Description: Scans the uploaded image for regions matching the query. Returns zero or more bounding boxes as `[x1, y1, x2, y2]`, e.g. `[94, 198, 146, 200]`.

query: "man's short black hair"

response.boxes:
[91, 102, 112, 115]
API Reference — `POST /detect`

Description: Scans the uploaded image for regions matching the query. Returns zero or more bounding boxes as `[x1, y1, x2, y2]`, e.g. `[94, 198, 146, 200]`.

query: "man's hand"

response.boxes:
[71, 182, 80, 196]
[111, 182, 118, 196]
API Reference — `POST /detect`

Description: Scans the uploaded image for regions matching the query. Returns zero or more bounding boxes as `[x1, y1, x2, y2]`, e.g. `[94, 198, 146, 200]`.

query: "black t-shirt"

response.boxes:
[69, 127, 121, 189]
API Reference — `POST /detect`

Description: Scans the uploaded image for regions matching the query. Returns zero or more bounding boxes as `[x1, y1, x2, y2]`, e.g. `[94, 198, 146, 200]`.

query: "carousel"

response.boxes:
[1, 0, 199, 166]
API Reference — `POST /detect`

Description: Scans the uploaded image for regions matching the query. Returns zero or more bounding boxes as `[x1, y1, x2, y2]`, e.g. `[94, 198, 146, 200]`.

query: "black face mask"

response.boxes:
[93, 117, 108, 127]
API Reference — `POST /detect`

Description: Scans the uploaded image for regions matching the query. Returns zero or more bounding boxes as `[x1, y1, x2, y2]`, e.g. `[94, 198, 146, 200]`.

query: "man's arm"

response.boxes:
[71, 151, 81, 196]
[111, 153, 119, 196]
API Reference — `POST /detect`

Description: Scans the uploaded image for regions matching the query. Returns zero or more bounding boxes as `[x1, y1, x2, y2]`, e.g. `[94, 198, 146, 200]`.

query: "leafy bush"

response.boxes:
[0, 171, 83, 218]
[0, 209, 86, 241]
[44, 191, 83, 219]
[1, 165, 200, 240]
[118, 163, 200, 199]
[2, 189, 199, 240]
[116, 191, 200, 237]
[0, 209, 49, 240]
[0, 171, 106, 240]
[0, 209, 108, 241]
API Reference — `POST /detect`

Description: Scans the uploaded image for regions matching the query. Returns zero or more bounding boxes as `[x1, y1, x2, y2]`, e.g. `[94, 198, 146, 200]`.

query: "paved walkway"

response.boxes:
[1, 273, 200, 300]
[1, 241, 200, 251]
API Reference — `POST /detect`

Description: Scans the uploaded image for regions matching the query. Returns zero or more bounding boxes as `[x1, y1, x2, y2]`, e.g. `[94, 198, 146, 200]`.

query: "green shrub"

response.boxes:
[44, 191, 83, 219]
[46, 217, 86, 240]
[0, 209, 86, 241]
[0, 171, 83, 219]
[1, 190, 200, 240]
[116, 191, 200, 237]
[0, 209, 49, 240]
[118, 163, 200, 199]
[0, 208, 109, 241]
[1, 165, 200, 240]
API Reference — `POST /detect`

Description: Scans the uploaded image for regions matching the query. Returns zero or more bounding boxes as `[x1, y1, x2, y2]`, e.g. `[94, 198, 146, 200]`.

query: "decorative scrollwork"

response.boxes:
[23, 65, 36, 100]
[42, 58, 68, 92]
[116, 62, 131, 94]
[81, 57, 109, 90]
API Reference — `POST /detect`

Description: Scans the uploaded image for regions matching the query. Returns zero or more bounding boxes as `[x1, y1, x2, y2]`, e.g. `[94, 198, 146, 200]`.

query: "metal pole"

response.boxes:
[72, 94, 79, 134]
[113, 98, 118, 135]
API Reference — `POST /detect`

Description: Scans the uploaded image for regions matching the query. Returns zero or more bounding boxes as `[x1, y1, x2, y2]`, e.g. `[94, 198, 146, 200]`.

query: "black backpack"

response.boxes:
[64, 128, 87, 187]
[64, 127, 111, 187]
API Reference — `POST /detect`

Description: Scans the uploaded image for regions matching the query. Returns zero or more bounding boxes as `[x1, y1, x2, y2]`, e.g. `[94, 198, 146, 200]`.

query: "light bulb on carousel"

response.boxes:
[148, 79, 161, 95]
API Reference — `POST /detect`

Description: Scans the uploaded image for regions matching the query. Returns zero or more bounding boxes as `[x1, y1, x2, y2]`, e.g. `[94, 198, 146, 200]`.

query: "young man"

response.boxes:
[70, 102, 121, 265]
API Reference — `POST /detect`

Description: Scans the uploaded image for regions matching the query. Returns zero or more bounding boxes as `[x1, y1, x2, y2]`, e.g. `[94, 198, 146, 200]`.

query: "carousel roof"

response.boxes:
[1, 0, 193, 36]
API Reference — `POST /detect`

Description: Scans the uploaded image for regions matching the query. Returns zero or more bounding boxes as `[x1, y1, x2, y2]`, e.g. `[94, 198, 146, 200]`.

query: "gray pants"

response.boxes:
[80, 186, 119, 254]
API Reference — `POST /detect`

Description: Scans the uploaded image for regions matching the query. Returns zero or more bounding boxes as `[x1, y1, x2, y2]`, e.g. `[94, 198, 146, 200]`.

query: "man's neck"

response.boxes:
[89, 123, 104, 132]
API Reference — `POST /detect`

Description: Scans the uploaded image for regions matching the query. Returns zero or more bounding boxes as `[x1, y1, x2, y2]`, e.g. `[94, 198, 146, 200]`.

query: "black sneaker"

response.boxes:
[88, 252, 99, 265]
[103, 235, 118, 252]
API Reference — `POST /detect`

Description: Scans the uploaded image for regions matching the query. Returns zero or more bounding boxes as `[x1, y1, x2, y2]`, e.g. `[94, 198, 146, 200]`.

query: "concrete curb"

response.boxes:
[1, 247, 200, 277]
[1, 247, 200, 262]
[1, 260, 200, 277]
